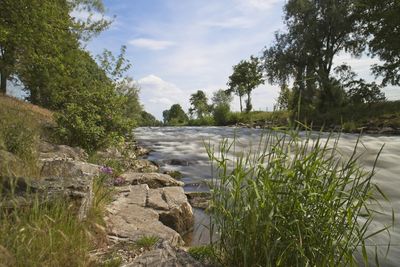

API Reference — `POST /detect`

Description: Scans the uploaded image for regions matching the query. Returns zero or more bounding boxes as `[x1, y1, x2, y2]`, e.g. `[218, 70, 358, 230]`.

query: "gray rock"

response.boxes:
[185, 192, 211, 210]
[159, 187, 194, 236]
[379, 126, 397, 134]
[39, 141, 88, 161]
[39, 159, 100, 178]
[124, 241, 203, 267]
[105, 185, 184, 247]
[130, 159, 159, 173]
[121, 172, 184, 188]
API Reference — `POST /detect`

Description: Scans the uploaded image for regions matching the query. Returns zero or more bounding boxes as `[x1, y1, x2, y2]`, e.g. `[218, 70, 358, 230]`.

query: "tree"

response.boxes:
[356, 0, 400, 86]
[262, 0, 364, 116]
[189, 90, 210, 119]
[212, 89, 233, 125]
[0, 0, 110, 95]
[228, 56, 264, 113]
[163, 104, 189, 126]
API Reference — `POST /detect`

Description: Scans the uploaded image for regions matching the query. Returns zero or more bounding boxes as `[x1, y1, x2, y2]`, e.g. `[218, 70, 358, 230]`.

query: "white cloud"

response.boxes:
[237, 0, 283, 10]
[202, 17, 255, 29]
[128, 38, 175, 50]
[138, 75, 189, 118]
[70, 9, 112, 23]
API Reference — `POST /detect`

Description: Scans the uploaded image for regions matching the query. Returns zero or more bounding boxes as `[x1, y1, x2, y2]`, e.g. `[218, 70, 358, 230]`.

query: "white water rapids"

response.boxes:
[134, 126, 400, 266]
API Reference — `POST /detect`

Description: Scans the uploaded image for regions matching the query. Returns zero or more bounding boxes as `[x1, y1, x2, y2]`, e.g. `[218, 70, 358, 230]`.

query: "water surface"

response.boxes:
[135, 126, 400, 266]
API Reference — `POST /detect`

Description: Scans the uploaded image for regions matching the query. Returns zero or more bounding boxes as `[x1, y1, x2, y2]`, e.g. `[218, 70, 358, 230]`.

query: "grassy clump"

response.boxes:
[206, 128, 391, 266]
[134, 236, 159, 250]
[0, 174, 115, 266]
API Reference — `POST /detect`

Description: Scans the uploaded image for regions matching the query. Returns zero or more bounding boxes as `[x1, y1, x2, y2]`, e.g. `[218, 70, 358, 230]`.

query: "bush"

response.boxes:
[55, 89, 134, 152]
[206, 128, 391, 266]
[213, 104, 230, 125]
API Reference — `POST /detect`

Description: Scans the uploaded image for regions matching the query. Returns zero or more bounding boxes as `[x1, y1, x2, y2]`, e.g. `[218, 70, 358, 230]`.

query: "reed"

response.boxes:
[206, 127, 392, 266]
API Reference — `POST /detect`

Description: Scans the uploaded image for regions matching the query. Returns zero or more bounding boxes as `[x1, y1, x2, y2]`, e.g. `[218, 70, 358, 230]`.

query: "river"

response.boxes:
[134, 126, 400, 266]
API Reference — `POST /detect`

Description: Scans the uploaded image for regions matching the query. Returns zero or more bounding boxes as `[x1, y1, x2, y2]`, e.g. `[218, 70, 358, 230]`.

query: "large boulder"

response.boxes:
[159, 187, 194, 236]
[125, 241, 203, 267]
[121, 172, 184, 188]
[105, 185, 184, 247]
[36, 159, 100, 220]
[148, 187, 194, 236]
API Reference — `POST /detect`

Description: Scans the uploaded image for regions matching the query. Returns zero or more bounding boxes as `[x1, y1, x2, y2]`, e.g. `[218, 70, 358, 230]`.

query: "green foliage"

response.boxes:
[163, 104, 189, 126]
[212, 104, 231, 126]
[134, 236, 159, 250]
[206, 128, 392, 266]
[188, 116, 215, 126]
[139, 111, 163, 127]
[0, 196, 91, 266]
[228, 56, 264, 113]
[356, 0, 400, 86]
[188, 245, 215, 263]
[189, 90, 211, 119]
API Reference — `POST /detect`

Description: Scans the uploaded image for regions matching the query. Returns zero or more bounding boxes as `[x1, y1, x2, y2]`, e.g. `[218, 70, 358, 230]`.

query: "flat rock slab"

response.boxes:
[40, 159, 100, 178]
[130, 159, 159, 173]
[39, 141, 88, 161]
[106, 184, 194, 247]
[121, 172, 184, 188]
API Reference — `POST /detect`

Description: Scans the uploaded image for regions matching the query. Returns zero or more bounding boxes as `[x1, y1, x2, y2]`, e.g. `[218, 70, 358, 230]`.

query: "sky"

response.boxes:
[10, 0, 398, 119]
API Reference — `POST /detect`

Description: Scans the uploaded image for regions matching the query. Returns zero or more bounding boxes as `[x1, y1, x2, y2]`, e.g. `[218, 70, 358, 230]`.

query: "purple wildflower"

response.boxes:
[114, 176, 126, 186]
[100, 166, 113, 175]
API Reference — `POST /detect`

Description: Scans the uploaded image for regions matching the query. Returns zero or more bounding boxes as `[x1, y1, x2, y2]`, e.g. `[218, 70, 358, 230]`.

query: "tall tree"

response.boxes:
[356, 0, 400, 86]
[212, 89, 233, 125]
[228, 56, 264, 112]
[189, 90, 210, 119]
[263, 0, 364, 116]
[163, 104, 189, 126]
[0, 0, 110, 95]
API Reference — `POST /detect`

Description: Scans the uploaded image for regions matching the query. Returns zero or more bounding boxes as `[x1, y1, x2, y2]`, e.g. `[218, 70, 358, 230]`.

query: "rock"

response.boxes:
[105, 185, 184, 247]
[34, 159, 99, 220]
[39, 159, 100, 178]
[185, 192, 211, 209]
[31, 174, 94, 220]
[130, 159, 159, 173]
[164, 159, 190, 166]
[121, 172, 184, 188]
[0, 245, 16, 267]
[124, 241, 203, 267]
[39, 141, 88, 161]
[135, 146, 151, 157]
[163, 170, 183, 180]
[159, 187, 194, 236]
[379, 126, 397, 134]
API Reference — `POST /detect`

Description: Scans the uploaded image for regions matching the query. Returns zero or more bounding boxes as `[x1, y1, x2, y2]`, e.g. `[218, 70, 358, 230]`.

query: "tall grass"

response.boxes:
[0, 174, 115, 266]
[206, 128, 391, 266]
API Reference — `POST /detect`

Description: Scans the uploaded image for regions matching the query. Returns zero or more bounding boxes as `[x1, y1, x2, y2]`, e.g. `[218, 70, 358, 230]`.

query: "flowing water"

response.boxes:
[134, 126, 400, 266]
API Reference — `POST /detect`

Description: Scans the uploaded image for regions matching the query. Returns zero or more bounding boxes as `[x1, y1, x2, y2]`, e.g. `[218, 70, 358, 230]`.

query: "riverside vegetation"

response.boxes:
[201, 127, 393, 266]
[1, 0, 399, 266]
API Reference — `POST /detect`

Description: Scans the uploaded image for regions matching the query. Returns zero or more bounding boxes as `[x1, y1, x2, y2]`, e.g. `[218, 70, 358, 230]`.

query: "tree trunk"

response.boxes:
[0, 68, 7, 95]
[239, 95, 243, 113]
[246, 92, 251, 112]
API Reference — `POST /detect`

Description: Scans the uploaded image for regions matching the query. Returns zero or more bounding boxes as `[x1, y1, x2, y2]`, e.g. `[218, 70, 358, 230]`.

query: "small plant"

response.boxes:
[134, 236, 159, 250]
[188, 245, 215, 263]
[206, 127, 392, 266]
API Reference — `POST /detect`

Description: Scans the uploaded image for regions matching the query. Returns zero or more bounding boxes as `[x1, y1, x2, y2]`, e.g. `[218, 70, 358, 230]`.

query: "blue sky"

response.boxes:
[75, 0, 398, 119]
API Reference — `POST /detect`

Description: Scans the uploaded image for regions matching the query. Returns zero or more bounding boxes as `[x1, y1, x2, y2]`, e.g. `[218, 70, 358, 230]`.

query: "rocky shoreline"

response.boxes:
[2, 140, 207, 266]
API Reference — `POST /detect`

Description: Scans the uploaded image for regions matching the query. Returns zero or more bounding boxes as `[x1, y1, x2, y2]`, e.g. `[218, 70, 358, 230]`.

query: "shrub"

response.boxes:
[213, 104, 230, 126]
[206, 128, 391, 266]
